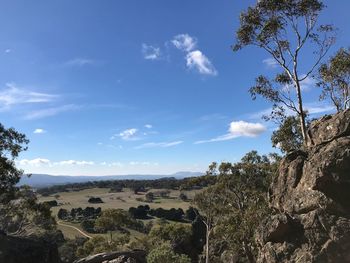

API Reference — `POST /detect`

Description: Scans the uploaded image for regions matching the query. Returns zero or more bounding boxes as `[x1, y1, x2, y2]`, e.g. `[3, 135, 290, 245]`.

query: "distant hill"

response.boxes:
[18, 171, 203, 188]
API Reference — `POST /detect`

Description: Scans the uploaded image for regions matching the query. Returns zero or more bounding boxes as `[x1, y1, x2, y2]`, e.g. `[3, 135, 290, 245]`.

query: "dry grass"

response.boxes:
[39, 187, 199, 216]
[39, 187, 201, 240]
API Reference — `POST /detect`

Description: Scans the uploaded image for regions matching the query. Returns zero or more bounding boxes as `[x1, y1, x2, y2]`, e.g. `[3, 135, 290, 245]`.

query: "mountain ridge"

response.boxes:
[18, 171, 204, 187]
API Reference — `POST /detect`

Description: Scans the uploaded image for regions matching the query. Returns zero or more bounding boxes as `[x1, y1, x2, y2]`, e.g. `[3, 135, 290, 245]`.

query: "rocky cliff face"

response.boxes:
[256, 110, 350, 263]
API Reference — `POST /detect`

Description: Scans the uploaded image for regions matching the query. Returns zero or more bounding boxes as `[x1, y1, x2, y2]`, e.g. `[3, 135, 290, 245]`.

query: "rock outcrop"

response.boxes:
[74, 250, 147, 263]
[256, 109, 350, 263]
[0, 232, 60, 263]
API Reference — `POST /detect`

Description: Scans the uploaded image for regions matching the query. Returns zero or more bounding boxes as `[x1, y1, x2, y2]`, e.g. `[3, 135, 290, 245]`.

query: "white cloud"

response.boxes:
[229, 121, 266, 137]
[65, 58, 95, 66]
[33, 128, 46, 134]
[144, 124, 153, 129]
[186, 50, 217, 76]
[142, 44, 161, 60]
[195, 121, 266, 144]
[56, 160, 94, 166]
[5, 49, 11, 53]
[0, 83, 58, 110]
[172, 34, 197, 52]
[112, 128, 138, 141]
[109, 162, 123, 167]
[135, 141, 183, 149]
[19, 158, 51, 167]
[24, 104, 81, 120]
[263, 58, 278, 68]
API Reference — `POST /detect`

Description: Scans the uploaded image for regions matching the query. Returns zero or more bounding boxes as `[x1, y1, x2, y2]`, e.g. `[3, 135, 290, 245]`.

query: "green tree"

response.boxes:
[0, 123, 29, 202]
[94, 209, 130, 241]
[193, 152, 279, 263]
[147, 242, 191, 263]
[233, 0, 336, 145]
[317, 47, 350, 111]
[271, 115, 303, 153]
[193, 183, 228, 263]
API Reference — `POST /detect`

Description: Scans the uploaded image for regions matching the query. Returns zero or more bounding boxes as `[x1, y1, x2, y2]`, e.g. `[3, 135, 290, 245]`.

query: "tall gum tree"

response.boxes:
[233, 0, 336, 145]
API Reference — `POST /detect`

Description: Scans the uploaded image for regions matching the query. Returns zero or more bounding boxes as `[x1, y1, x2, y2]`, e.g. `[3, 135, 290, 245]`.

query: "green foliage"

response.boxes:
[0, 123, 29, 201]
[149, 223, 192, 246]
[147, 242, 191, 263]
[193, 151, 280, 262]
[317, 47, 350, 111]
[76, 234, 130, 257]
[94, 209, 129, 232]
[271, 116, 304, 153]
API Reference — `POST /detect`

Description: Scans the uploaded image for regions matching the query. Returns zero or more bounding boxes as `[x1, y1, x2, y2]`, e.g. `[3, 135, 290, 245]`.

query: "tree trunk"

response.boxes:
[205, 226, 210, 263]
[295, 80, 309, 146]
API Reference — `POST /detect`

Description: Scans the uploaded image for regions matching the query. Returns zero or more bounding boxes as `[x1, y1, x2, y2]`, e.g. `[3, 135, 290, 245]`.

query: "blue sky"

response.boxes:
[1, 0, 349, 175]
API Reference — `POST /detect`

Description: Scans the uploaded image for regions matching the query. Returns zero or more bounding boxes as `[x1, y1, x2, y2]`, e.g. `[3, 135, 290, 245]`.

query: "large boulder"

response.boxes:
[256, 109, 350, 263]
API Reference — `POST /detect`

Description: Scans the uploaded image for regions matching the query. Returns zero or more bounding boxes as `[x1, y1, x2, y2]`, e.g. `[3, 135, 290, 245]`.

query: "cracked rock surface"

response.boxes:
[256, 110, 350, 263]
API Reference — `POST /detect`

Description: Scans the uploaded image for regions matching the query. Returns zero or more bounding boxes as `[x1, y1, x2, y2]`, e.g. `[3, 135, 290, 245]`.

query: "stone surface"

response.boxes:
[74, 250, 146, 263]
[256, 110, 350, 263]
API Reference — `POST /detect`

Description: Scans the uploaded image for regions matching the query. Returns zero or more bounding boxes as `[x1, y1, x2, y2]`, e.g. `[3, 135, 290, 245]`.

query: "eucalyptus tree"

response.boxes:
[233, 0, 336, 145]
[317, 47, 350, 111]
[0, 123, 29, 202]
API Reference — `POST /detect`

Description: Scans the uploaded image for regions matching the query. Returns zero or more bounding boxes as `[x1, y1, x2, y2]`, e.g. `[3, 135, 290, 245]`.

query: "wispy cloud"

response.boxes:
[172, 34, 197, 52]
[142, 44, 161, 60]
[195, 121, 266, 144]
[24, 104, 81, 120]
[186, 50, 217, 76]
[19, 158, 51, 167]
[0, 83, 58, 110]
[135, 140, 183, 149]
[4, 49, 11, 53]
[111, 128, 139, 141]
[33, 128, 46, 134]
[144, 124, 153, 129]
[263, 58, 278, 68]
[248, 102, 335, 121]
[56, 160, 94, 166]
[65, 58, 95, 66]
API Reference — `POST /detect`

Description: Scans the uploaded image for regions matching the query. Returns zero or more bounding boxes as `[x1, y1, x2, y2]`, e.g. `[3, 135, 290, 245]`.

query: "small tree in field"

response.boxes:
[233, 0, 336, 145]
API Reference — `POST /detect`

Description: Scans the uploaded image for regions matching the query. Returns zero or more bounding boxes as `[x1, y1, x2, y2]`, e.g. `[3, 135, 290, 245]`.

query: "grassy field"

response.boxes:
[39, 187, 200, 240]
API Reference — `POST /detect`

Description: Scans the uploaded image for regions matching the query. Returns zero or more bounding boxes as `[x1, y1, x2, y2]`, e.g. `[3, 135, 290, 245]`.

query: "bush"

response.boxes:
[88, 197, 103, 203]
[147, 243, 191, 263]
